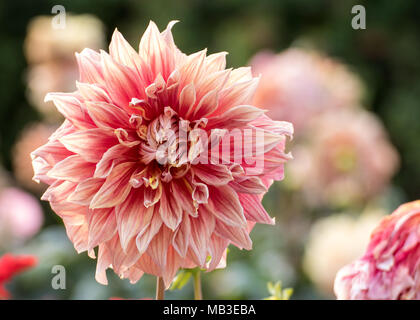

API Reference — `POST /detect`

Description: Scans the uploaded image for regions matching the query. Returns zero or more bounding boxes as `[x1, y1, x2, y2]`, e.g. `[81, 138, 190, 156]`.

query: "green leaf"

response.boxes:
[264, 281, 293, 300]
[169, 270, 193, 291]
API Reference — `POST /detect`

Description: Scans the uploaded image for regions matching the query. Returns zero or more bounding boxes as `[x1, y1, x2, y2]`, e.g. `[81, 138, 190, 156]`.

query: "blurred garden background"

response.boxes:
[0, 0, 419, 299]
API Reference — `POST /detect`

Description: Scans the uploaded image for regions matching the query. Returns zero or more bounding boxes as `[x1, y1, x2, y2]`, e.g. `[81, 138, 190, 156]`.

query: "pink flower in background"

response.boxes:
[250, 49, 363, 133]
[32, 21, 293, 287]
[12, 123, 57, 193]
[335, 201, 420, 300]
[288, 110, 399, 207]
[0, 188, 43, 247]
[24, 14, 105, 121]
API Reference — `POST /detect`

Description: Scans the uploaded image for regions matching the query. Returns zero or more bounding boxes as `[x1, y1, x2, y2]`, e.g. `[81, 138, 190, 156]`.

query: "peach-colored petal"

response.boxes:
[59, 128, 117, 163]
[90, 162, 136, 209]
[86, 101, 130, 130]
[87, 208, 117, 250]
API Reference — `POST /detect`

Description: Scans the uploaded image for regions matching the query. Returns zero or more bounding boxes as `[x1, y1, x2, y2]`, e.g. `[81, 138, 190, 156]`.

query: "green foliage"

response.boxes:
[264, 281, 293, 300]
[170, 270, 193, 291]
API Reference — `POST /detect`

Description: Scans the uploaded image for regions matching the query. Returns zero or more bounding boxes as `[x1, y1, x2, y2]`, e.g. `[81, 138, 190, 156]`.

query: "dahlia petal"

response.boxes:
[205, 52, 228, 73]
[101, 51, 141, 109]
[109, 29, 142, 71]
[32, 157, 55, 185]
[90, 162, 136, 209]
[230, 176, 267, 194]
[109, 30, 152, 96]
[45, 92, 94, 129]
[146, 225, 172, 271]
[87, 208, 117, 250]
[214, 220, 252, 250]
[139, 21, 171, 78]
[217, 77, 259, 114]
[190, 88, 219, 120]
[109, 236, 141, 275]
[31, 138, 73, 167]
[122, 265, 144, 284]
[94, 143, 133, 178]
[178, 49, 207, 88]
[42, 180, 77, 203]
[240, 126, 286, 158]
[250, 114, 294, 138]
[115, 189, 145, 251]
[208, 185, 246, 227]
[47, 154, 95, 182]
[239, 193, 274, 225]
[178, 83, 196, 118]
[193, 163, 233, 186]
[208, 234, 229, 271]
[67, 177, 104, 206]
[195, 69, 230, 98]
[86, 101, 130, 130]
[65, 223, 90, 253]
[76, 82, 111, 103]
[135, 206, 162, 254]
[50, 200, 86, 226]
[144, 183, 163, 208]
[76, 48, 104, 85]
[171, 178, 197, 216]
[192, 181, 209, 205]
[172, 213, 191, 258]
[161, 21, 186, 65]
[227, 67, 253, 84]
[159, 184, 182, 230]
[135, 253, 160, 277]
[59, 128, 117, 163]
[189, 209, 215, 266]
[95, 243, 112, 285]
[207, 105, 265, 129]
[162, 247, 184, 288]
[114, 128, 140, 147]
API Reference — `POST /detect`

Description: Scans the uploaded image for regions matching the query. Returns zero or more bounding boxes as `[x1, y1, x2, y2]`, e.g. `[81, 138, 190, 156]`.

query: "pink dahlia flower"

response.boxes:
[31, 21, 293, 287]
[250, 49, 363, 133]
[334, 201, 420, 300]
[288, 110, 398, 207]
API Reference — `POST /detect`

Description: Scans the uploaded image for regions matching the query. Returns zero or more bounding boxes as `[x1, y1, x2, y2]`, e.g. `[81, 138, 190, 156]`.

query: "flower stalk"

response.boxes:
[156, 277, 165, 300]
[193, 270, 202, 300]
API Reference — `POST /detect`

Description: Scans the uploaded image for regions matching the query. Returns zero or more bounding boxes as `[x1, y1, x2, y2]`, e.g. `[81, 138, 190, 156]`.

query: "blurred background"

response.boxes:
[0, 0, 419, 299]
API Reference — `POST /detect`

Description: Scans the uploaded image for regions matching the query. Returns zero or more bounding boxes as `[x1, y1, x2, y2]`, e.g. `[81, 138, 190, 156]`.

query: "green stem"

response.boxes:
[193, 270, 203, 300]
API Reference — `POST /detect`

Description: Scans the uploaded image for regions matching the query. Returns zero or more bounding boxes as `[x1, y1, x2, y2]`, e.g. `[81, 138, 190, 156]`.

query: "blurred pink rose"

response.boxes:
[335, 201, 420, 300]
[0, 188, 43, 246]
[250, 49, 363, 134]
[288, 110, 399, 207]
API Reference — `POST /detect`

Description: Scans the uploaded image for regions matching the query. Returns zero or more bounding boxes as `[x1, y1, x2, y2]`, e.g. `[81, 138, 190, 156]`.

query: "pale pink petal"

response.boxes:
[90, 162, 136, 208]
[87, 208, 117, 250]
[208, 185, 246, 227]
[59, 128, 117, 163]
